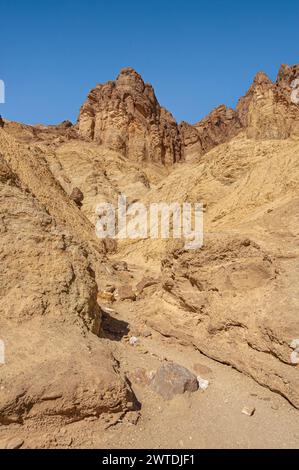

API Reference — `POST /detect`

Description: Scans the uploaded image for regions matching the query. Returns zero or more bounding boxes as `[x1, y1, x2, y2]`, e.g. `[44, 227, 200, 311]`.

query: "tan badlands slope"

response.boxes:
[0, 63, 299, 444]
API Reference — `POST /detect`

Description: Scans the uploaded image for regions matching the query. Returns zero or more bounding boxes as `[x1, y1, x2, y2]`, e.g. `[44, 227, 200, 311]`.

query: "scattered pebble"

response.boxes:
[151, 362, 198, 400]
[105, 285, 116, 293]
[148, 370, 156, 381]
[125, 411, 140, 425]
[102, 307, 117, 315]
[129, 336, 139, 346]
[197, 377, 210, 391]
[242, 406, 256, 417]
[5, 438, 24, 449]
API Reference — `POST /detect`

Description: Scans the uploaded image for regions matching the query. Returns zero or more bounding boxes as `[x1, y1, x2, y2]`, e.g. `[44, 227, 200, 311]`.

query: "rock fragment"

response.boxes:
[197, 377, 210, 391]
[115, 286, 136, 301]
[5, 438, 24, 449]
[129, 336, 139, 346]
[242, 406, 256, 417]
[70, 187, 84, 208]
[151, 362, 198, 400]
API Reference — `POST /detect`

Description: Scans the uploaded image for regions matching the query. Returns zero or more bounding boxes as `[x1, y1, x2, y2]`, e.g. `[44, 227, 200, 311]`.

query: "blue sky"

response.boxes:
[1, 0, 299, 125]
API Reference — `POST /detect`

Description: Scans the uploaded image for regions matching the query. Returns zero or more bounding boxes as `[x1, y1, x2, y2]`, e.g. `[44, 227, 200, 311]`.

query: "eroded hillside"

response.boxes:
[0, 63, 299, 448]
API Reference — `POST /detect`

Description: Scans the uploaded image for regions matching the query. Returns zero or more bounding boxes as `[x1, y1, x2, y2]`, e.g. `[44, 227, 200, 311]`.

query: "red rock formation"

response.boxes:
[236, 65, 299, 139]
[78, 67, 182, 165]
[180, 105, 242, 162]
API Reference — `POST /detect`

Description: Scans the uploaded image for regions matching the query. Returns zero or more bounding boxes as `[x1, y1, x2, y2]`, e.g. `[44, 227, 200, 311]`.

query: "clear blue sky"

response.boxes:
[1, 0, 299, 125]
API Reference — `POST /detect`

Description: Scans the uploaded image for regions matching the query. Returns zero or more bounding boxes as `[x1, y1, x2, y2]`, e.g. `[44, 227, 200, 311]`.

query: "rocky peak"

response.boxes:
[116, 67, 147, 94]
[180, 105, 242, 162]
[252, 71, 273, 86]
[78, 67, 182, 165]
[76, 62, 299, 164]
[237, 64, 299, 139]
[276, 63, 299, 87]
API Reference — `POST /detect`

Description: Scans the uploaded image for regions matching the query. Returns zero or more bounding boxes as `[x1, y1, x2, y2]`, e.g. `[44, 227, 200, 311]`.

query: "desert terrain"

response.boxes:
[0, 64, 298, 449]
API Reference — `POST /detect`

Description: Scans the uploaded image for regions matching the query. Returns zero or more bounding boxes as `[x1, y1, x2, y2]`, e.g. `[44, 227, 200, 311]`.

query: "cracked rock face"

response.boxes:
[237, 65, 299, 140]
[78, 69, 244, 165]
[180, 105, 242, 162]
[0, 130, 136, 424]
[78, 67, 182, 165]
[157, 235, 299, 408]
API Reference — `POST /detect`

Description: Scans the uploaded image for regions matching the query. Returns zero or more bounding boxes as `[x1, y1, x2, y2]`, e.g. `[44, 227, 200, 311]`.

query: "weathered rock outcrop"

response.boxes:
[78, 67, 182, 164]
[145, 234, 299, 408]
[0, 129, 136, 424]
[180, 105, 242, 162]
[237, 65, 299, 139]
[5, 63, 299, 168]
[181, 63, 299, 161]
[78, 69, 244, 164]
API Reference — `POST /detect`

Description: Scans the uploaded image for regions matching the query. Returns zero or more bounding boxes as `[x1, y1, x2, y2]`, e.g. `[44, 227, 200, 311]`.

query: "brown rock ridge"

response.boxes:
[5, 63, 299, 167]
[78, 63, 299, 165]
[180, 105, 242, 162]
[77, 68, 244, 164]
[0, 129, 136, 424]
[237, 64, 299, 139]
[78, 67, 182, 164]
[2, 119, 78, 145]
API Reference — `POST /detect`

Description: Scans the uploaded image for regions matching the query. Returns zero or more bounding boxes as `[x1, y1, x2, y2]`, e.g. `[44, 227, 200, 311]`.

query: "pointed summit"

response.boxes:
[78, 68, 181, 164]
[115, 67, 147, 94]
[252, 71, 272, 86]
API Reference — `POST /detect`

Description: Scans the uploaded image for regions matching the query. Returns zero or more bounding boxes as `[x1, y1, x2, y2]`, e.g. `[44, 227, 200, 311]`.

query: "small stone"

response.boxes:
[129, 336, 139, 346]
[105, 285, 116, 293]
[70, 187, 84, 208]
[101, 307, 117, 315]
[148, 370, 156, 381]
[197, 376, 209, 391]
[41, 391, 63, 400]
[125, 411, 140, 425]
[151, 362, 198, 400]
[5, 438, 24, 449]
[115, 286, 136, 301]
[242, 406, 256, 417]
[98, 291, 115, 302]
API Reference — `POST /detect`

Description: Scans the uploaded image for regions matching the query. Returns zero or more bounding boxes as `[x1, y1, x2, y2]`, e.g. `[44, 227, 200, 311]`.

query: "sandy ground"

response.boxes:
[1, 295, 298, 450]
